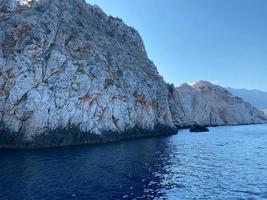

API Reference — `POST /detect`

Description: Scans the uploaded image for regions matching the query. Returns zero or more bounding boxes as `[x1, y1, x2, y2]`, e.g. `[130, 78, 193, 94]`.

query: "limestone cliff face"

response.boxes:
[0, 0, 176, 148]
[0, 0, 17, 12]
[170, 81, 267, 127]
[0, 0, 266, 148]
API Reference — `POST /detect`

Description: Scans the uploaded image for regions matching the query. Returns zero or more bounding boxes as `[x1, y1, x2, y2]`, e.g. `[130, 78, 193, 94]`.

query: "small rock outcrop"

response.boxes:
[0, 1, 266, 148]
[189, 124, 209, 132]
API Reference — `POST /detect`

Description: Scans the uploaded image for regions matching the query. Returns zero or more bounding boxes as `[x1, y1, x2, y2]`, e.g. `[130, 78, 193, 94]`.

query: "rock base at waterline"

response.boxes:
[0, 125, 178, 149]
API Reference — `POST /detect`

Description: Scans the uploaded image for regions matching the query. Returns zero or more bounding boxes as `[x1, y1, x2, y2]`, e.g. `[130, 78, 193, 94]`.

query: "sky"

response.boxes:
[87, 0, 267, 91]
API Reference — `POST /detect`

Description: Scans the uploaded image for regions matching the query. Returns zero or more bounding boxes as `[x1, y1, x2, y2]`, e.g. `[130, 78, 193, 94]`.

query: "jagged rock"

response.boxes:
[0, 0, 266, 149]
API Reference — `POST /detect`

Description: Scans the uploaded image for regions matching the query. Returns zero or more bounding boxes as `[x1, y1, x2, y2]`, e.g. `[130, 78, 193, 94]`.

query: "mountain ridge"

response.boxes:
[169, 81, 267, 127]
[226, 87, 267, 109]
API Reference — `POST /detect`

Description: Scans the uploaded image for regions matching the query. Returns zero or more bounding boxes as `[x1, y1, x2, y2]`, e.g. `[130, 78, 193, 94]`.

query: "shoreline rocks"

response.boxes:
[190, 125, 209, 133]
[0, 124, 178, 149]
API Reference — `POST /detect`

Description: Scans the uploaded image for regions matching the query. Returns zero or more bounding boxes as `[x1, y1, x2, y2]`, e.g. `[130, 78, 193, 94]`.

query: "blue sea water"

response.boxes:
[0, 125, 267, 200]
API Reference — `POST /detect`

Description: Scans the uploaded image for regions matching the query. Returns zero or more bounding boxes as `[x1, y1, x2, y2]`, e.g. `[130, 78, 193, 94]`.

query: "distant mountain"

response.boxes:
[169, 81, 267, 127]
[226, 88, 267, 109]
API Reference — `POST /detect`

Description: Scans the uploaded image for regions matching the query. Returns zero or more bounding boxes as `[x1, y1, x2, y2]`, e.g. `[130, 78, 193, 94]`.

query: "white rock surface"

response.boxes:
[0, 0, 176, 148]
[0, 0, 17, 12]
[171, 81, 267, 127]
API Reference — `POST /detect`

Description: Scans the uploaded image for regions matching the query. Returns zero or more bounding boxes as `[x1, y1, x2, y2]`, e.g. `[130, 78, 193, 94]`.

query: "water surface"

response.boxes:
[0, 125, 267, 200]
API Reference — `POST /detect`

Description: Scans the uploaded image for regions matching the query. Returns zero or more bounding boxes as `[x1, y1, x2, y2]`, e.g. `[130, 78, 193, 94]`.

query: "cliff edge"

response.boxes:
[0, 0, 266, 148]
[0, 0, 176, 148]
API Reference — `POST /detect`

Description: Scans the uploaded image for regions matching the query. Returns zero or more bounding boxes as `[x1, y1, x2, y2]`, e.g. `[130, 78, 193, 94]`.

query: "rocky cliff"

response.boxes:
[170, 81, 267, 127]
[0, 0, 266, 149]
[0, 0, 177, 148]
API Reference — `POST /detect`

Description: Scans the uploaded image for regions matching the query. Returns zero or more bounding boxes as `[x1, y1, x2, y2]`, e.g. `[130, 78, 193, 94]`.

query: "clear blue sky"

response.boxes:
[87, 0, 267, 91]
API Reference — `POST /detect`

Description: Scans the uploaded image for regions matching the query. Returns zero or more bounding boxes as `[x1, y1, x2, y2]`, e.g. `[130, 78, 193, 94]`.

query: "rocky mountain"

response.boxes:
[0, 0, 266, 148]
[0, 0, 177, 148]
[169, 81, 267, 127]
[226, 87, 267, 110]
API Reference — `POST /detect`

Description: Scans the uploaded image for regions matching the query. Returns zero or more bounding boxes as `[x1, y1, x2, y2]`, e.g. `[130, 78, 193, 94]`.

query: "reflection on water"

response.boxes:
[0, 125, 267, 200]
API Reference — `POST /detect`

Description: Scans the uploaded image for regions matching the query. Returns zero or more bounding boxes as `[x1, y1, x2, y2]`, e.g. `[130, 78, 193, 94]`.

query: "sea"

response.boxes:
[0, 124, 267, 200]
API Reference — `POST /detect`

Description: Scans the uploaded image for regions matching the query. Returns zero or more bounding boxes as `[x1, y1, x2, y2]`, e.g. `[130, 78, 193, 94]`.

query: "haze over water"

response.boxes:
[0, 125, 267, 200]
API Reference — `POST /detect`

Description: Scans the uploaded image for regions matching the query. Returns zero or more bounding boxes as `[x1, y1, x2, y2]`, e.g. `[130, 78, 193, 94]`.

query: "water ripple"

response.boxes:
[0, 124, 267, 199]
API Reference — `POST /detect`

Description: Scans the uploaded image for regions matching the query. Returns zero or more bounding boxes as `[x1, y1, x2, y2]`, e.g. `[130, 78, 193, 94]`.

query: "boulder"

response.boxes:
[190, 125, 209, 133]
